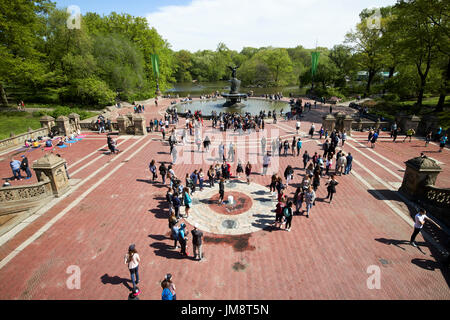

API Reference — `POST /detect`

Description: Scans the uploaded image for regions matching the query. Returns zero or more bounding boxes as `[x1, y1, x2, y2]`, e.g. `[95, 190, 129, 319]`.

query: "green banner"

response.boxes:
[151, 54, 160, 78]
[311, 52, 320, 76]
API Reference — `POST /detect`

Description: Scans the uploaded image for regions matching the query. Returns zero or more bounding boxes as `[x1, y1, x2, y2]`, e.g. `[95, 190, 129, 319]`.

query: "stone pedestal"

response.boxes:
[116, 115, 129, 135]
[399, 156, 442, 198]
[397, 114, 421, 134]
[322, 114, 336, 132]
[68, 113, 81, 133]
[32, 154, 70, 197]
[56, 116, 71, 136]
[335, 112, 345, 132]
[133, 114, 148, 136]
[40, 115, 55, 130]
[343, 115, 353, 136]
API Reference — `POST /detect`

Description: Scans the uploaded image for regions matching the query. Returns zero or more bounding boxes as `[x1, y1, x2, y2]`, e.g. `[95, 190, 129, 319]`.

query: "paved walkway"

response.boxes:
[0, 98, 449, 300]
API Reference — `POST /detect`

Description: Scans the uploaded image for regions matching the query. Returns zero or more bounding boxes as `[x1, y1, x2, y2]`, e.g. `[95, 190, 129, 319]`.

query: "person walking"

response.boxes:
[124, 244, 140, 290]
[296, 121, 301, 134]
[149, 160, 157, 182]
[304, 186, 316, 218]
[283, 201, 294, 231]
[284, 165, 294, 186]
[344, 153, 353, 175]
[336, 152, 347, 176]
[245, 162, 252, 184]
[425, 131, 432, 147]
[296, 138, 302, 156]
[392, 128, 398, 142]
[20, 155, 32, 179]
[403, 128, 415, 142]
[309, 124, 315, 139]
[325, 174, 339, 203]
[341, 131, 347, 147]
[183, 187, 192, 218]
[191, 224, 204, 261]
[302, 150, 310, 169]
[410, 208, 432, 247]
[236, 160, 244, 179]
[439, 134, 448, 152]
[293, 187, 304, 214]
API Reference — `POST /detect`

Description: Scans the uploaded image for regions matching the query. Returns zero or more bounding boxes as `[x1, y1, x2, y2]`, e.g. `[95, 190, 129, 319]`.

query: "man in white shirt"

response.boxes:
[296, 121, 301, 134]
[410, 208, 431, 247]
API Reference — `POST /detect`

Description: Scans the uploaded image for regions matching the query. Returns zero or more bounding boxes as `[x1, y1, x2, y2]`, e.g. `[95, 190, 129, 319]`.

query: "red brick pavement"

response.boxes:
[0, 98, 448, 300]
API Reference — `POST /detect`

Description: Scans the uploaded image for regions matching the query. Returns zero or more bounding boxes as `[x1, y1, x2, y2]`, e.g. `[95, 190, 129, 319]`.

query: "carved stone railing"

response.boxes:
[0, 127, 49, 152]
[0, 180, 53, 216]
[417, 186, 450, 229]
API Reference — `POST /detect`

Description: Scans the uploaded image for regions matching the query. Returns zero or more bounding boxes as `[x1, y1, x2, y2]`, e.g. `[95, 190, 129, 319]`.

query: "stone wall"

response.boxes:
[418, 186, 450, 229]
[0, 180, 53, 236]
[0, 127, 49, 152]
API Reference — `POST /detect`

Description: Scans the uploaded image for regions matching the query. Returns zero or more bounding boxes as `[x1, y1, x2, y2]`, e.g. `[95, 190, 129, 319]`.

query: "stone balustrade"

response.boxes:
[0, 127, 50, 152]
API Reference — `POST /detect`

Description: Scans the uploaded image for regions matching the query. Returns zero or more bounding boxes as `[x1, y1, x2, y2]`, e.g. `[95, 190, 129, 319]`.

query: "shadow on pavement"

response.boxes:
[150, 242, 189, 260]
[100, 273, 132, 291]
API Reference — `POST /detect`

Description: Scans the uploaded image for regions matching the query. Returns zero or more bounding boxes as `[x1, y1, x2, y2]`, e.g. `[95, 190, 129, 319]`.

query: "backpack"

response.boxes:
[283, 207, 291, 218]
[171, 226, 179, 240]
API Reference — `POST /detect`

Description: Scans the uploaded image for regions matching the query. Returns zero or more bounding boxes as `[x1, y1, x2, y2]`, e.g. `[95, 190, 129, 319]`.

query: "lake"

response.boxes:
[164, 81, 307, 97]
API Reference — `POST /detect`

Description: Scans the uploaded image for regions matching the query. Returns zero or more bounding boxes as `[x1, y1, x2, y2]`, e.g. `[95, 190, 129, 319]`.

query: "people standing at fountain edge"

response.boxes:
[124, 244, 140, 290]
[236, 160, 244, 179]
[403, 128, 415, 142]
[283, 201, 294, 231]
[245, 162, 252, 184]
[439, 134, 448, 152]
[219, 178, 225, 205]
[325, 175, 339, 203]
[262, 152, 271, 176]
[183, 187, 192, 218]
[191, 224, 204, 261]
[410, 208, 432, 247]
[20, 155, 32, 180]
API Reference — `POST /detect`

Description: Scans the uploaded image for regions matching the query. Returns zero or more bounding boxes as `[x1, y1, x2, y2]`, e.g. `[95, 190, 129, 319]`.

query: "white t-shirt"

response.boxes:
[124, 253, 140, 269]
[296, 122, 301, 129]
[414, 214, 427, 229]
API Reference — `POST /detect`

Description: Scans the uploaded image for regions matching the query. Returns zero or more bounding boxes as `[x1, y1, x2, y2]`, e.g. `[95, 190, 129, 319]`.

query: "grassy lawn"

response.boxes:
[0, 112, 42, 140]
[363, 96, 450, 129]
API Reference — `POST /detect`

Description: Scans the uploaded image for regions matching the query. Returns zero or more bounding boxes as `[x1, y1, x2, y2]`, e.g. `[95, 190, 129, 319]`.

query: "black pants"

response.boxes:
[327, 190, 334, 202]
[410, 228, 422, 243]
[285, 215, 292, 229]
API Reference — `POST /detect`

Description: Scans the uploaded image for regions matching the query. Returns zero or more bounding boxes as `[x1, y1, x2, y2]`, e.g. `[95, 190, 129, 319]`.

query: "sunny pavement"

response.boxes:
[0, 97, 449, 300]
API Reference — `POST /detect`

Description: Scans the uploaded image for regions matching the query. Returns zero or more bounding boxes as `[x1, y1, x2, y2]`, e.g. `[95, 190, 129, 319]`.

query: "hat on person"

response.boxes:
[180, 223, 186, 229]
[194, 223, 199, 229]
[132, 287, 141, 296]
[165, 274, 172, 281]
[129, 244, 136, 251]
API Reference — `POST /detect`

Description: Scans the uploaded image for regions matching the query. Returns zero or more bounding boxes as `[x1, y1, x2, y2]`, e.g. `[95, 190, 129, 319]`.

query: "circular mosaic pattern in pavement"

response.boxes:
[183, 180, 277, 235]
[207, 191, 253, 216]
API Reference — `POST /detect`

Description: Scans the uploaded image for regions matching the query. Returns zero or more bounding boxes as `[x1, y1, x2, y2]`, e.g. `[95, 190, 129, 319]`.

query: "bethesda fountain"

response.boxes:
[221, 65, 247, 108]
